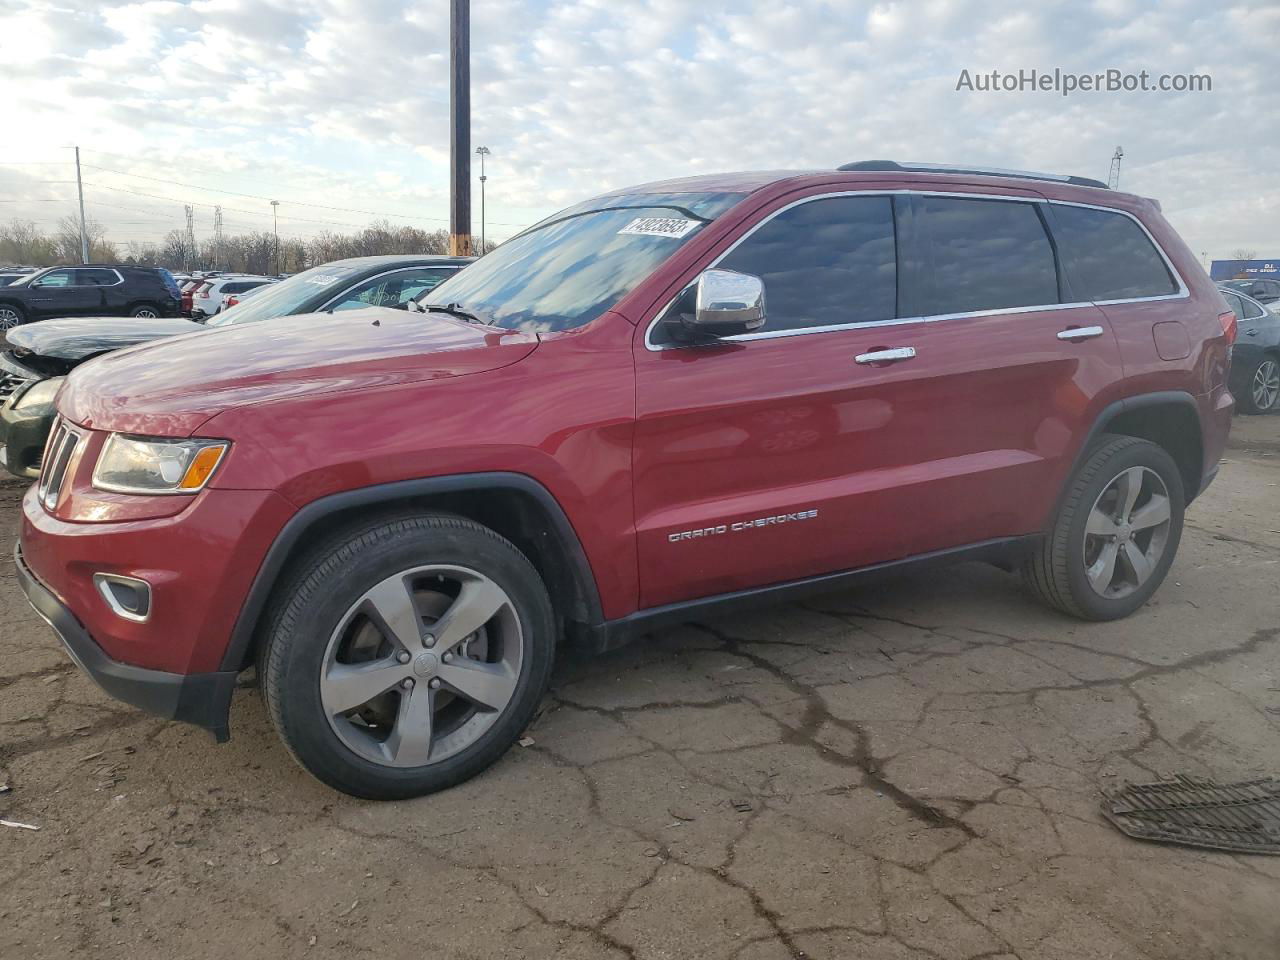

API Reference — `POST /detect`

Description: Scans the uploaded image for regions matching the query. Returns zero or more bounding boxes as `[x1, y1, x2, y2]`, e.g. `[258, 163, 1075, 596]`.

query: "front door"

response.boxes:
[26, 268, 101, 318]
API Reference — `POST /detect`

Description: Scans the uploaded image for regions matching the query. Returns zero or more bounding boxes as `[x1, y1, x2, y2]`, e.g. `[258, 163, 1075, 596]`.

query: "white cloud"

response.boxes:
[0, 0, 1274, 257]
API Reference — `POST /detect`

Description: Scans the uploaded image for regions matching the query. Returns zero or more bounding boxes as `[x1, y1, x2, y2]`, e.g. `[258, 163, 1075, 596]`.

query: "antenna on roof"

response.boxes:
[1108, 146, 1124, 190]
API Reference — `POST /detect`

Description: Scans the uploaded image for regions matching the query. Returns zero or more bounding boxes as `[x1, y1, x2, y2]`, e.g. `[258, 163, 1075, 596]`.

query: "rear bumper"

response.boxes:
[14, 543, 237, 740]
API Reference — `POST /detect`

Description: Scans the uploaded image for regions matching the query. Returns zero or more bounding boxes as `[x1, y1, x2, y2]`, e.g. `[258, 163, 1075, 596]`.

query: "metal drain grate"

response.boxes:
[1102, 775, 1280, 855]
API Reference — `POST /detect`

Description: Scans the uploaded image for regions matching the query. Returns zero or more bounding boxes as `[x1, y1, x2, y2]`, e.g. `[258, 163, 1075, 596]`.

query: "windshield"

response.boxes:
[420, 191, 746, 333]
[206, 262, 363, 326]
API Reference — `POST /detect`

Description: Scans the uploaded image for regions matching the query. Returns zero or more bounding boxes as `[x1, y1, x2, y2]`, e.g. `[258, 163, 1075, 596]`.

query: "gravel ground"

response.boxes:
[2, 415, 1278, 960]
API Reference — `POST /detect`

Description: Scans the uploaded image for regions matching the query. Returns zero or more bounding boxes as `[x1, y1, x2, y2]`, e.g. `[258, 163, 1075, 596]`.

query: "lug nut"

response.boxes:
[423, 634, 436, 648]
[429, 678, 441, 690]
[442, 652, 453, 663]
[402, 678, 414, 689]
[397, 652, 411, 664]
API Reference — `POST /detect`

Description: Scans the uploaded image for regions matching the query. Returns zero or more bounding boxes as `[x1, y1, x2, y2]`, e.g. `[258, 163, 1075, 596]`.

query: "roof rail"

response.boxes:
[836, 160, 1109, 190]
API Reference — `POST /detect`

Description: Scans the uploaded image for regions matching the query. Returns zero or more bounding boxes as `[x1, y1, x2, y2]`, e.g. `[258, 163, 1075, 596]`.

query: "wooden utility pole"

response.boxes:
[74, 146, 89, 264]
[449, 0, 472, 256]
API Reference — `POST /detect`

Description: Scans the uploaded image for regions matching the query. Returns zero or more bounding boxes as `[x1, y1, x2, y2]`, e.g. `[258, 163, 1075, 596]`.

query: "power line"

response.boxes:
[78, 161, 529, 228]
[80, 182, 387, 228]
[82, 163, 455, 224]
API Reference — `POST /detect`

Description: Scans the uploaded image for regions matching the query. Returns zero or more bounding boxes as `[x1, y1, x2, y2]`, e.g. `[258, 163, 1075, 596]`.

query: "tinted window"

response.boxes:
[1051, 205, 1176, 301]
[1221, 292, 1244, 319]
[1240, 296, 1265, 320]
[207, 263, 366, 327]
[35, 269, 75, 287]
[331, 268, 458, 312]
[916, 197, 1057, 316]
[77, 268, 117, 285]
[713, 195, 897, 332]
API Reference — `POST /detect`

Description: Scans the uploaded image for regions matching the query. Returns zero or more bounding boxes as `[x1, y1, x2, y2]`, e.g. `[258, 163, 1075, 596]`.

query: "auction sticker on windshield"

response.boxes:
[618, 217, 701, 239]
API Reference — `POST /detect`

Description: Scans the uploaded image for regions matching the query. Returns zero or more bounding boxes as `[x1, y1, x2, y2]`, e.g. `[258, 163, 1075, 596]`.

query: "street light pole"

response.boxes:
[448, 0, 472, 256]
[475, 146, 490, 253]
[270, 200, 280, 275]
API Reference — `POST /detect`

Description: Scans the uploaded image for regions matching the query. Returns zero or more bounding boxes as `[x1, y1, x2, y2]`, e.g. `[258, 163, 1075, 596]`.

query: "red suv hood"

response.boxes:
[58, 307, 538, 436]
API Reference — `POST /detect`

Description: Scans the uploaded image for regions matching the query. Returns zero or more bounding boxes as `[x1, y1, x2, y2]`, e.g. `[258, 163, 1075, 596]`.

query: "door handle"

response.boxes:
[854, 347, 916, 365]
[1056, 325, 1105, 342]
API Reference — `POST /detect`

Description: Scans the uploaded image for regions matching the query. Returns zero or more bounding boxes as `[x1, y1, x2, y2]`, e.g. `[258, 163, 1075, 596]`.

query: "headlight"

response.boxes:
[92, 434, 229, 495]
[12, 376, 64, 411]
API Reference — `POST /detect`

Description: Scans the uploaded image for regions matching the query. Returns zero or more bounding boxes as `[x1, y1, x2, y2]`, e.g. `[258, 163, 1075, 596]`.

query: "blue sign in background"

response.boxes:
[1211, 259, 1280, 280]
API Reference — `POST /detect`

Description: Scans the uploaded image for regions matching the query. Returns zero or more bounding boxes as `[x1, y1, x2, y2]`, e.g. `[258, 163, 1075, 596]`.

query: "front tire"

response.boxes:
[128, 303, 160, 318]
[1238, 355, 1280, 414]
[0, 304, 26, 330]
[259, 514, 555, 800]
[1024, 435, 1184, 620]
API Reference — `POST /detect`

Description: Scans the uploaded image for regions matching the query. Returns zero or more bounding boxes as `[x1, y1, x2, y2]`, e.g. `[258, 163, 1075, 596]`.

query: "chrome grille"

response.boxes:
[37, 418, 80, 511]
[0, 372, 31, 401]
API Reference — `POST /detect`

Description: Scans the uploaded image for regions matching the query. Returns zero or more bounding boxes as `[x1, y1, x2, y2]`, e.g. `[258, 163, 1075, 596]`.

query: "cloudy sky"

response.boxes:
[1, 0, 1276, 261]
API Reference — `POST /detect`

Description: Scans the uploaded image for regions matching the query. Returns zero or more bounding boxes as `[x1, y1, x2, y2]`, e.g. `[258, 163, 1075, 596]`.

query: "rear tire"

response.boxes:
[128, 303, 161, 318]
[1023, 435, 1184, 620]
[259, 514, 555, 800]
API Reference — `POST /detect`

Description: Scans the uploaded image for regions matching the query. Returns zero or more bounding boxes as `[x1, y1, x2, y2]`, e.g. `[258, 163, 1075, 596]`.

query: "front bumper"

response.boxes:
[14, 543, 237, 740]
[0, 387, 54, 479]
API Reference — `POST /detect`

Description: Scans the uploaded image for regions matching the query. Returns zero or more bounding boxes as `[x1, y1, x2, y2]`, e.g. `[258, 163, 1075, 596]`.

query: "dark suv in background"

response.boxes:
[0, 264, 180, 330]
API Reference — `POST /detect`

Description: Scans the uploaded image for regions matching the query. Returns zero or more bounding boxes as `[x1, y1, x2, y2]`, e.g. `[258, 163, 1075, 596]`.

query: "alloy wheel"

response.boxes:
[0, 308, 20, 330]
[1253, 359, 1280, 412]
[319, 565, 523, 768]
[133, 307, 158, 318]
[1082, 466, 1172, 598]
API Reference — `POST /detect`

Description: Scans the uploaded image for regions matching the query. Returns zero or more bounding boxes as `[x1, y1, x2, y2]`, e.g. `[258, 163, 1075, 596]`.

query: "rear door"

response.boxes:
[886, 192, 1122, 558]
[77, 267, 123, 313]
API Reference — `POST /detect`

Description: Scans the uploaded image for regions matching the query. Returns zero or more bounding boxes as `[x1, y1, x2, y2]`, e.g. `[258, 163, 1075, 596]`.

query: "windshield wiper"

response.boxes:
[418, 302, 493, 326]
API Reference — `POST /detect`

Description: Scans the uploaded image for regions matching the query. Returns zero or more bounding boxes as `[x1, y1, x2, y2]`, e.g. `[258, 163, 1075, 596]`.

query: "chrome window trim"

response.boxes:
[317, 265, 463, 311]
[643, 189, 1188, 352]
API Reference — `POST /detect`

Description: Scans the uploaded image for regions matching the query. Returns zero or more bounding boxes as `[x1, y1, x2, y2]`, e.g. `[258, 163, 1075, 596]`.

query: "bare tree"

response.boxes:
[0, 220, 58, 265]
[1231, 248, 1258, 261]
[54, 215, 116, 263]
[2, 217, 480, 272]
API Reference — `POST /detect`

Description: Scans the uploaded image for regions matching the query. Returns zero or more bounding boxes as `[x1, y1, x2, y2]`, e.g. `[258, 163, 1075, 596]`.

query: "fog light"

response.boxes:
[93, 573, 152, 622]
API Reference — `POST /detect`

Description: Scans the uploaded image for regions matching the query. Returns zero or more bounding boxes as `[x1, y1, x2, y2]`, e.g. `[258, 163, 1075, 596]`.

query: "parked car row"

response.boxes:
[5, 161, 1243, 800]
[180, 274, 278, 319]
[0, 255, 468, 477]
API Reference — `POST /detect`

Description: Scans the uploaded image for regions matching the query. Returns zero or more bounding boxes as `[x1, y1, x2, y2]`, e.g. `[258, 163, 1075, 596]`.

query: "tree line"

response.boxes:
[0, 216, 495, 275]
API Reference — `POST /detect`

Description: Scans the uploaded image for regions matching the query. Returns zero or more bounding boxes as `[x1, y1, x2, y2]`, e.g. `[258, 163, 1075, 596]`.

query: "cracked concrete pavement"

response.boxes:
[2, 414, 1279, 959]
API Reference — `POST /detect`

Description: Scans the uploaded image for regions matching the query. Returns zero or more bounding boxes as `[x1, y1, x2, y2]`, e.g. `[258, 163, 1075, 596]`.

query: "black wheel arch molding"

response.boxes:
[1053, 390, 1207, 521]
[220, 471, 606, 674]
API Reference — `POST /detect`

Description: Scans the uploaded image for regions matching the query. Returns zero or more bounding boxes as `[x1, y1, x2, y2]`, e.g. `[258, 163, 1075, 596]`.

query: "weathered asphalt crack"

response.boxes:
[688, 621, 979, 839]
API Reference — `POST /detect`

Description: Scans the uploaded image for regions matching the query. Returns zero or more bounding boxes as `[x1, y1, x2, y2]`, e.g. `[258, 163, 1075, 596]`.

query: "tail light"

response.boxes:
[226, 295, 240, 308]
[1219, 310, 1238, 345]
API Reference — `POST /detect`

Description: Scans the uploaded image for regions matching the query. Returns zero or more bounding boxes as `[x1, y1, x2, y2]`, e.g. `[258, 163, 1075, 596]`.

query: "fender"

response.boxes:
[1051, 389, 1203, 523]
[218, 472, 605, 672]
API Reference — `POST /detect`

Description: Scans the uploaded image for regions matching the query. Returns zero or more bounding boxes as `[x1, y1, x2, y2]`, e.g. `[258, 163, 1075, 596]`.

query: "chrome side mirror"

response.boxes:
[684, 269, 766, 339]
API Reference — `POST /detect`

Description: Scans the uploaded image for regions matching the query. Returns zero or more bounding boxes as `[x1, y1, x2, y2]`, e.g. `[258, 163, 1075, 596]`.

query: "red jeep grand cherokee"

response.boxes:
[17, 162, 1234, 799]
